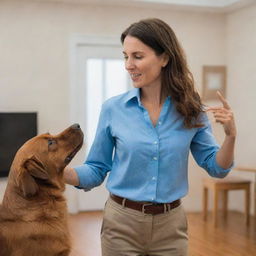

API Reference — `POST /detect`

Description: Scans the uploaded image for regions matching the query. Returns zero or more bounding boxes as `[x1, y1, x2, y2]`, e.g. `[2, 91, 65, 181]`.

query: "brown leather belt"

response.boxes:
[110, 194, 181, 215]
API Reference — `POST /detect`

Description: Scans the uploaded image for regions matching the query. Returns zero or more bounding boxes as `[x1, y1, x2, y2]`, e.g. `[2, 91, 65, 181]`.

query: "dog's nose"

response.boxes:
[71, 123, 80, 130]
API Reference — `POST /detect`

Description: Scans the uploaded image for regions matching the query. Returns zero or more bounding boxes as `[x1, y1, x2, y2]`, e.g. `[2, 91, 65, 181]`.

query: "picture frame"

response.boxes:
[202, 65, 226, 101]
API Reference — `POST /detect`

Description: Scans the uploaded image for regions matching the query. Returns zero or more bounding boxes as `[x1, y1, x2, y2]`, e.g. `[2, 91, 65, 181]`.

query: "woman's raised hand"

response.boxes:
[207, 91, 236, 137]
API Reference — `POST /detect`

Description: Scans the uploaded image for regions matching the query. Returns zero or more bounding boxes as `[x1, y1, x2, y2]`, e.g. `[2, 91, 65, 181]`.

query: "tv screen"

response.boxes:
[0, 112, 37, 177]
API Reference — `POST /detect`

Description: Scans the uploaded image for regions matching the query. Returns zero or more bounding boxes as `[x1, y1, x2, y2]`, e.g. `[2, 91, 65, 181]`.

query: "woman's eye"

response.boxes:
[123, 55, 142, 60]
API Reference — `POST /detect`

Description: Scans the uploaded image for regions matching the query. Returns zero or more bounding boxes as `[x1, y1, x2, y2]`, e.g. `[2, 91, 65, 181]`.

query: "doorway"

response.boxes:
[69, 35, 130, 211]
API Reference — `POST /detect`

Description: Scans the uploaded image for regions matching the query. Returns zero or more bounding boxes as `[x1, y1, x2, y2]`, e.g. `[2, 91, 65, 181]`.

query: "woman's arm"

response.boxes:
[216, 135, 236, 169]
[207, 91, 236, 169]
[63, 101, 114, 190]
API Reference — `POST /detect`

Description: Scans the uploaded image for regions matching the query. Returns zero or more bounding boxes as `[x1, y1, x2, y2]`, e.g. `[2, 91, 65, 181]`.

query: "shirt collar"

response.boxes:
[124, 88, 142, 106]
[124, 88, 172, 107]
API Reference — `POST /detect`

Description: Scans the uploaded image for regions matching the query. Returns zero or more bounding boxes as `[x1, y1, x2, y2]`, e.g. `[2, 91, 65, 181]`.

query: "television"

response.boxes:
[0, 112, 37, 177]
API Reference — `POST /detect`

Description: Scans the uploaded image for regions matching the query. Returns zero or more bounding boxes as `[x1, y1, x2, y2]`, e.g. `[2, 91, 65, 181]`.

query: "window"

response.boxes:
[85, 58, 130, 152]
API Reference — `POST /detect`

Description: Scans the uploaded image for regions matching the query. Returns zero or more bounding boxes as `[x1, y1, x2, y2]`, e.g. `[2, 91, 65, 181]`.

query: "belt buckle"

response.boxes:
[142, 203, 154, 214]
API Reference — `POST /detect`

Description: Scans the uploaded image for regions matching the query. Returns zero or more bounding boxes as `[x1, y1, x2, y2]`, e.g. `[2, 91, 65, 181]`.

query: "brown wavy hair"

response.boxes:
[121, 18, 204, 128]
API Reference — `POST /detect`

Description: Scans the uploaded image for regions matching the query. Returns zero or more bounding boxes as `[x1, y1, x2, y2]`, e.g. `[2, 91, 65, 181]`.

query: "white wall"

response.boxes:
[0, 0, 255, 213]
[225, 4, 256, 213]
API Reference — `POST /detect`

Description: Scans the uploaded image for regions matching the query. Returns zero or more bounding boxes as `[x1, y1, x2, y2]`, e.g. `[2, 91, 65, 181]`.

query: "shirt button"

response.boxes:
[151, 198, 154, 201]
[153, 141, 158, 144]
[158, 121, 162, 125]
[153, 157, 158, 160]
[152, 177, 156, 180]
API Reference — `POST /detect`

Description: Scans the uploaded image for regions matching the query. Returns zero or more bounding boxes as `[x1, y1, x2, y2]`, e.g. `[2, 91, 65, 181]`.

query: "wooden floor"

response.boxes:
[68, 211, 256, 256]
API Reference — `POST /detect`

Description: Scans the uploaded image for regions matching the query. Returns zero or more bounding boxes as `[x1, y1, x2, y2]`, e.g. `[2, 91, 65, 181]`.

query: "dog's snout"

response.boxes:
[71, 123, 80, 130]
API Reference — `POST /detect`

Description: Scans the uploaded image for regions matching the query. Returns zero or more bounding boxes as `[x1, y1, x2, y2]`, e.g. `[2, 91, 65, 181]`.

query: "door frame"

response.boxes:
[69, 34, 120, 125]
[67, 35, 121, 213]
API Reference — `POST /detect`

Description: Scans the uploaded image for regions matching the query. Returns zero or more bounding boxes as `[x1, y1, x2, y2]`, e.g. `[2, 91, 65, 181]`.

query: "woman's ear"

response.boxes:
[161, 53, 169, 68]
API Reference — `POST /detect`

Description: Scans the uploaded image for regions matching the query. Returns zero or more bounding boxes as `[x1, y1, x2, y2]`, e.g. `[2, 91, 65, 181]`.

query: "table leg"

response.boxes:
[213, 188, 219, 228]
[254, 173, 256, 226]
[245, 184, 250, 226]
[203, 187, 208, 221]
[223, 190, 228, 220]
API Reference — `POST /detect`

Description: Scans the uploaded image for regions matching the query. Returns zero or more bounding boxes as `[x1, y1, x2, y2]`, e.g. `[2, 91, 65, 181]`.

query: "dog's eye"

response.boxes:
[48, 139, 56, 146]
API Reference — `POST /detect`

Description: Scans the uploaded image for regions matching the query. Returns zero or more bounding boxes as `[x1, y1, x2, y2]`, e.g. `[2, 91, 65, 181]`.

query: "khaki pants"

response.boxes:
[101, 196, 188, 256]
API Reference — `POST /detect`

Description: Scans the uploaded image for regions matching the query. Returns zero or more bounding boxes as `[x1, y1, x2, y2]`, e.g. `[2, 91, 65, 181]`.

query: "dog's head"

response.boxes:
[9, 124, 84, 197]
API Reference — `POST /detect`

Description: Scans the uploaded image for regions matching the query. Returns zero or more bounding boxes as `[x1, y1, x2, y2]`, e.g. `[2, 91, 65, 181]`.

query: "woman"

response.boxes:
[64, 18, 236, 256]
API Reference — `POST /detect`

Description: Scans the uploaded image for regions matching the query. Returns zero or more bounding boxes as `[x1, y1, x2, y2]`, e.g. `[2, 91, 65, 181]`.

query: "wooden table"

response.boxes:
[233, 167, 256, 220]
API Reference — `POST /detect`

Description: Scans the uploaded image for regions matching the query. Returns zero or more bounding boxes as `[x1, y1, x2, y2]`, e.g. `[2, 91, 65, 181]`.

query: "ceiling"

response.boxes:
[132, 0, 247, 7]
[36, 0, 255, 13]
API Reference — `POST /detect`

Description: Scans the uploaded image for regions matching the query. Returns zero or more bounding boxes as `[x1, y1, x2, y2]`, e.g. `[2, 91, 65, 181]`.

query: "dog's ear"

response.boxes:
[18, 171, 38, 197]
[24, 155, 49, 180]
[18, 156, 49, 197]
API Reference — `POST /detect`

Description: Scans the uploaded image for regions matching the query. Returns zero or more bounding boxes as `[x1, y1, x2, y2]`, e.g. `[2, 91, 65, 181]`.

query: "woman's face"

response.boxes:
[123, 36, 167, 89]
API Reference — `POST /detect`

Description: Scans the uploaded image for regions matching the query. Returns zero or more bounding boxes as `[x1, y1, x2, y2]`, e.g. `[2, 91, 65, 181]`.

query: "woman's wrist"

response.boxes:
[63, 166, 79, 186]
[225, 134, 236, 140]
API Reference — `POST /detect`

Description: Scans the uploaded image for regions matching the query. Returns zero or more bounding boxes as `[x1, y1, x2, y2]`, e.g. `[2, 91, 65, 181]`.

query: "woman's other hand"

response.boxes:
[206, 91, 236, 137]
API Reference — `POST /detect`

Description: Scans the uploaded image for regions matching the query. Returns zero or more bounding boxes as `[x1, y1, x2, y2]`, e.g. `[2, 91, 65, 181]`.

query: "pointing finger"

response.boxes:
[217, 91, 230, 110]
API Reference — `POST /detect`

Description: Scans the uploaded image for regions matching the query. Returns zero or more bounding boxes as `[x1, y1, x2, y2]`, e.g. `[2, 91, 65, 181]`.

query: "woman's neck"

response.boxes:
[140, 86, 162, 107]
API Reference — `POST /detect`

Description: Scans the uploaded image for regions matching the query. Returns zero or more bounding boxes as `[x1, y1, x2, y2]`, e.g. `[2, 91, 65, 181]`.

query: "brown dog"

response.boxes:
[0, 124, 83, 256]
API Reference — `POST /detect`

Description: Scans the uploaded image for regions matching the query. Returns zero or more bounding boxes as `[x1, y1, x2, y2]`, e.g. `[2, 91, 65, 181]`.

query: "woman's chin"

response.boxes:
[132, 82, 144, 88]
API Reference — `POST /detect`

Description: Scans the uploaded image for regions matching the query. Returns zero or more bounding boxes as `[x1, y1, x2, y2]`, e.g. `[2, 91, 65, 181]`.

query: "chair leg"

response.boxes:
[245, 185, 250, 226]
[203, 187, 208, 221]
[213, 188, 219, 228]
[223, 190, 228, 220]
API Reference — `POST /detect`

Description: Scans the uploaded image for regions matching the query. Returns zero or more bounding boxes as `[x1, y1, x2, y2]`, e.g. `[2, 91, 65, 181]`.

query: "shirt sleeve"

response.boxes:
[74, 102, 115, 190]
[190, 113, 233, 178]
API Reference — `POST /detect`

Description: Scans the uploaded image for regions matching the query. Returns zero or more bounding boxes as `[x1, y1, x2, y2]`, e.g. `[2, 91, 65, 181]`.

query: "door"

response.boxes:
[71, 39, 130, 211]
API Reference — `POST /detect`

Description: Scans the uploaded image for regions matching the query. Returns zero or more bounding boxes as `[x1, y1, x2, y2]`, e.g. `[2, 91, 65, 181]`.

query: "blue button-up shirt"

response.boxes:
[75, 88, 231, 203]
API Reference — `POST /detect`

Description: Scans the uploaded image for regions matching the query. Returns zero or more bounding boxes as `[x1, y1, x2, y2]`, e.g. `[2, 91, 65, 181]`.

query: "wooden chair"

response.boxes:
[202, 176, 251, 227]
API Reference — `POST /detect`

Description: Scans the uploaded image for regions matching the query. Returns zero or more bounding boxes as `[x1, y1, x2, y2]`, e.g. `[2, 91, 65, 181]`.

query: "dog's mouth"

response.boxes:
[65, 140, 83, 164]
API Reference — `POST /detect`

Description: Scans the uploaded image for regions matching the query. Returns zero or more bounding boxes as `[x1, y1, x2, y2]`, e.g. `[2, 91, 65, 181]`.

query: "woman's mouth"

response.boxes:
[130, 73, 141, 81]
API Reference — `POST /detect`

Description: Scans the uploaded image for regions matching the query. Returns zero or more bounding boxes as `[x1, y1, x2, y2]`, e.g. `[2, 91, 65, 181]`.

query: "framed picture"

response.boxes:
[202, 66, 226, 101]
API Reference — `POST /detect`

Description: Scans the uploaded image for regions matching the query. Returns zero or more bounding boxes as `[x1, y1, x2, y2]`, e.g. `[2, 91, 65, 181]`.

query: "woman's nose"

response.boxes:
[125, 59, 135, 70]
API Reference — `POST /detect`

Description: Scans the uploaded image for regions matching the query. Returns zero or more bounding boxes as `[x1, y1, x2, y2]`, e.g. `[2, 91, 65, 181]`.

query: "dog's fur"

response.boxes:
[0, 124, 83, 256]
